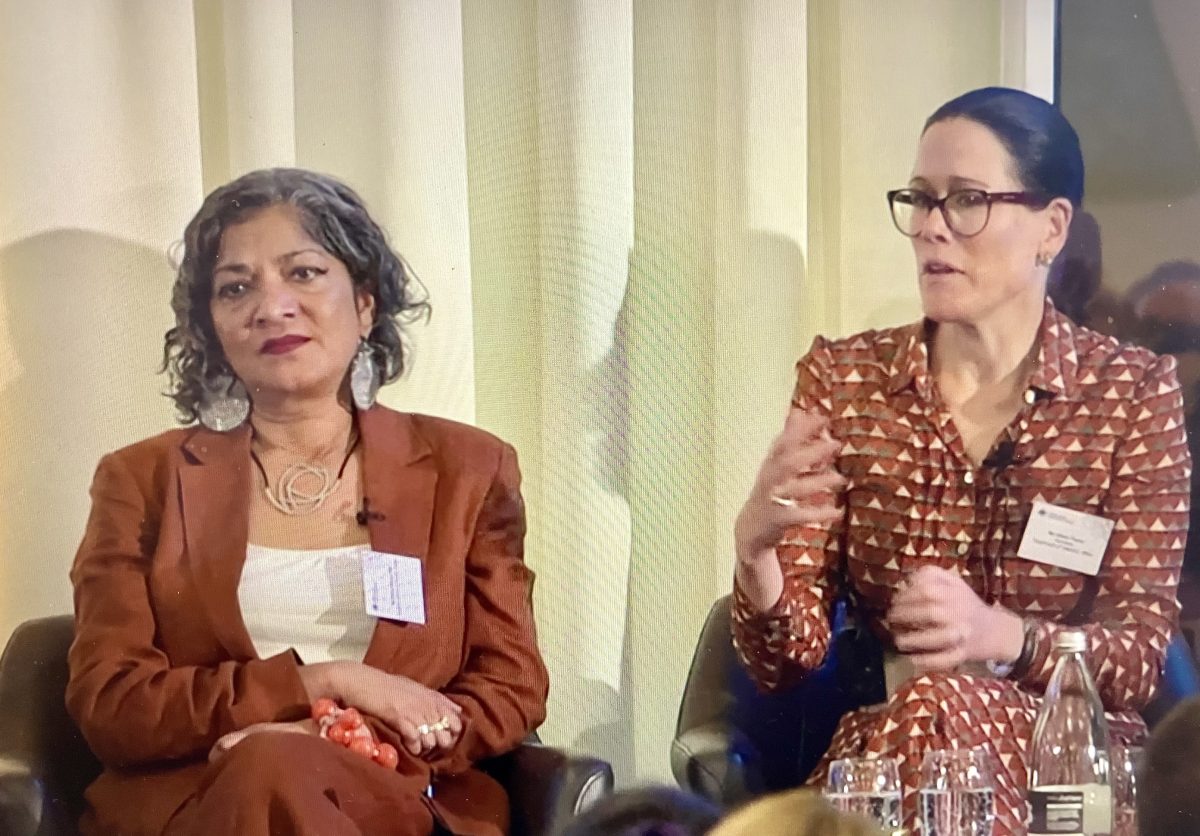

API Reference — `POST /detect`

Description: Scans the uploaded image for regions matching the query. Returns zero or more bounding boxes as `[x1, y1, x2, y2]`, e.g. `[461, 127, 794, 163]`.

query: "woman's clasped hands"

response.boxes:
[340, 665, 466, 757]
[304, 661, 466, 758]
[205, 661, 471, 767]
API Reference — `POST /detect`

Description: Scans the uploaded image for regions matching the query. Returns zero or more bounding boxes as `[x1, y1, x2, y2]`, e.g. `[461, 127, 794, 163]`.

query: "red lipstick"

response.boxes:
[260, 335, 310, 355]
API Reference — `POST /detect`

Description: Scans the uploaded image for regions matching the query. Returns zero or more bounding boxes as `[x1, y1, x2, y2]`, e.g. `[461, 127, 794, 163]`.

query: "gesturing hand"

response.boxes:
[735, 408, 846, 566]
[888, 565, 1023, 675]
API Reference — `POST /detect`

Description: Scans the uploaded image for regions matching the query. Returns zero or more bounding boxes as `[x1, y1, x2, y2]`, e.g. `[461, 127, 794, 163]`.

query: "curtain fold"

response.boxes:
[194, 0, 297, 187]
[0, 0, 202, 684]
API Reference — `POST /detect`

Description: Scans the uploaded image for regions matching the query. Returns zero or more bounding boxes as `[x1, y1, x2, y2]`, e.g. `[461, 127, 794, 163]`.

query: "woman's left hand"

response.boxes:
[888, 565, 1023, 674]
[301, 662, 465, 759]
[208, 718, 318, 764]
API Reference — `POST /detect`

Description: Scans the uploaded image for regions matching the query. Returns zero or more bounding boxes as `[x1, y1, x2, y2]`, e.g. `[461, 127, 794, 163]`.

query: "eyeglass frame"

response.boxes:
[885, 187, 1053, 239]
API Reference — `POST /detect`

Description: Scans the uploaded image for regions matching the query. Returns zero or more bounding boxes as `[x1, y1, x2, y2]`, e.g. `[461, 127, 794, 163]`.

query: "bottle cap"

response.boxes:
[1054, 628, 1087, 654]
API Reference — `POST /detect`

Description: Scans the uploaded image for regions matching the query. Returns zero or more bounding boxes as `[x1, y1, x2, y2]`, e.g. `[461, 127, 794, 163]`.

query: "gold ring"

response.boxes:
[770, 495, 797, 507]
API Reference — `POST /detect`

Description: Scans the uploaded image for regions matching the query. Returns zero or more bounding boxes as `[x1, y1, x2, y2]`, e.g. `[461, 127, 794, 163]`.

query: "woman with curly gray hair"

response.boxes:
[65, 168, 548, 836]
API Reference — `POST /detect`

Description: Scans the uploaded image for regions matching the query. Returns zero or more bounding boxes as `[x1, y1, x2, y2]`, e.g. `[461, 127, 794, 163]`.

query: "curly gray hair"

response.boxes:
[161, 168, 430, 423]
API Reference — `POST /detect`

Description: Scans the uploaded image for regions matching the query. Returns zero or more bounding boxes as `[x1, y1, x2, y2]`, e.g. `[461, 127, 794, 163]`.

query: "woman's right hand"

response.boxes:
[301, 663, 465, 757]
[734, 408, 845, 610]
[208, 718, 318, 764]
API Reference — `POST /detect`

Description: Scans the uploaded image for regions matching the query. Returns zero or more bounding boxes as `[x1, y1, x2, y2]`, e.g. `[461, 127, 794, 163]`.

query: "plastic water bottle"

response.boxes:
[1028, 629, 1112, 836]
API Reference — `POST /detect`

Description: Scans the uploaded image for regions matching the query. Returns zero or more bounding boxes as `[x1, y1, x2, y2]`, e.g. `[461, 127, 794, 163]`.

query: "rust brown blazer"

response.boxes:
[66, 405, 549, 836]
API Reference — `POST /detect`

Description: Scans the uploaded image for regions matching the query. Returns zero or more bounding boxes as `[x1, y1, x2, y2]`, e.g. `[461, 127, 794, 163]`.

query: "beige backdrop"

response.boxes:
[0, 0, 1044, 783]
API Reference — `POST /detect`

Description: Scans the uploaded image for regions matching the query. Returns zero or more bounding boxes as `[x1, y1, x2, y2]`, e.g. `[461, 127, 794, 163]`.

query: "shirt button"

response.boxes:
[963, 470, 975, 485]
[1024, 389, 1036, 405]
[957, 542, 970, 556]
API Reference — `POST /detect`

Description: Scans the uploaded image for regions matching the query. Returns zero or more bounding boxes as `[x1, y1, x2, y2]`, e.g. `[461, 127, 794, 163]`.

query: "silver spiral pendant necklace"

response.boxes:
[250, 430, 361, 516]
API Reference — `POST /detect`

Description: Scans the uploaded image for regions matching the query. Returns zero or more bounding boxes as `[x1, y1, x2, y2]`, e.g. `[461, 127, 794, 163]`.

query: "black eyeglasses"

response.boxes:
[886, 188, 1052, 238]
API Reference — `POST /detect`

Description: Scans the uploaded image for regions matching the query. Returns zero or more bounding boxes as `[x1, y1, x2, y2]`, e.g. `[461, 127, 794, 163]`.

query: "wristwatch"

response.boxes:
[985, 656, 1016, 678]
[986, 617, 1039, 679]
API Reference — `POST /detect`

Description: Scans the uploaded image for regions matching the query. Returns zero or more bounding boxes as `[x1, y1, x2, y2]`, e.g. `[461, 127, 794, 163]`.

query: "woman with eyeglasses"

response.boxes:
[731, 87, 1190, 833]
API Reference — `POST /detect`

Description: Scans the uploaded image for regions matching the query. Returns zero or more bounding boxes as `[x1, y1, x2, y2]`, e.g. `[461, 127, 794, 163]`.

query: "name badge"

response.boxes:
[1016, 500, 1114, 576]
[362, 550, 426, 624]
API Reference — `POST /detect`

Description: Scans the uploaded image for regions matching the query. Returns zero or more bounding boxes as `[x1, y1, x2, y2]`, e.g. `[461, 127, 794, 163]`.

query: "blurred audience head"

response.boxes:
[561, 786, 722, 836]
[1139, 696, 1200, 835]
[708, 788, 883, 836]
[1047, 209, 1104, 325]
[1126, 260, 1200, 350]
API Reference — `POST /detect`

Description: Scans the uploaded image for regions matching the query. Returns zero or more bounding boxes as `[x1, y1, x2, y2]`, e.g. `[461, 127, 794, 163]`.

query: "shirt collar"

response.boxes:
[884, 319, 932, 398]
[1027, 297, 1080, 400]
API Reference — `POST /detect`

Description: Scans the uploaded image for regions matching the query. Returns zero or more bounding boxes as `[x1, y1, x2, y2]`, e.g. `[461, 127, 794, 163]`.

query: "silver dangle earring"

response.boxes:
[198, 374, 250, 431]
[350, 339, 380, 410]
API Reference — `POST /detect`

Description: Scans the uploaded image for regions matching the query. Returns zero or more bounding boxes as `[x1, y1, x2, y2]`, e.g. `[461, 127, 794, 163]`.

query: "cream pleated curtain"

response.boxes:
[0, 0, 1032, 782]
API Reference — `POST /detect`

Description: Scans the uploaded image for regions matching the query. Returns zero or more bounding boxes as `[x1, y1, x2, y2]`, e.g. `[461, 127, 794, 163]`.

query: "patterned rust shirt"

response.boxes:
[731, 301, 1190, 831]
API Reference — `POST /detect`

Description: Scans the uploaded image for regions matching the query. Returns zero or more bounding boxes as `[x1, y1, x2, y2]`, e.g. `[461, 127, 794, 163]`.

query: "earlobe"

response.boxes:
[355, 289, 377, 333]
[1046, 198, 1073, 251]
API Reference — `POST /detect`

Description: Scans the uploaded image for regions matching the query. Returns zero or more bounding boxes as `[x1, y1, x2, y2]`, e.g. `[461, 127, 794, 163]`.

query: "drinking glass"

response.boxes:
[1112, 743, 1143, 836]
[823, 757, 903, 833]
[919, 747, 996, 836]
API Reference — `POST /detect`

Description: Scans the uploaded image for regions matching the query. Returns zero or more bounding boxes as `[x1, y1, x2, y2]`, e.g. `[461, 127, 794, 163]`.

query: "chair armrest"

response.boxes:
[0, 760, 43, 836]
[1142, 632, 1200, 729]
[0, 616, 95, 836]
[0, 762, 80, 836]
[670, 720, 762, 806]
[482, 742, 613, 836]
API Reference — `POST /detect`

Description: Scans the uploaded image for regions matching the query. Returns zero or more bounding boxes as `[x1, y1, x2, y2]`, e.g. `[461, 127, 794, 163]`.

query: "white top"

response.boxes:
[237, 543, 376, 664]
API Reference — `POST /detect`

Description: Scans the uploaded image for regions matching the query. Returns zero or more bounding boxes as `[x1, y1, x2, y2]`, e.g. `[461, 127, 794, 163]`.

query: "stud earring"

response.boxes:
[1036, 252, 1053, 268]
[198, 374, 250, 431]
[350, 339, 380, 410]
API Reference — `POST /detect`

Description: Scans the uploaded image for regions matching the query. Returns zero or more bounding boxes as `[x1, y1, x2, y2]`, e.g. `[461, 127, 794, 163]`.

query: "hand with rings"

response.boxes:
[415, 718, 450, 736]
[408, 712, 464, 758]
[317, 663, 465, 758]
[734, 408, 846, 612]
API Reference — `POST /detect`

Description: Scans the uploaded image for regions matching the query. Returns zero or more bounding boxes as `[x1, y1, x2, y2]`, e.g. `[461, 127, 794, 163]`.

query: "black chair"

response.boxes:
[671, 594, 1200, 805]
[0, 616, 612, 836]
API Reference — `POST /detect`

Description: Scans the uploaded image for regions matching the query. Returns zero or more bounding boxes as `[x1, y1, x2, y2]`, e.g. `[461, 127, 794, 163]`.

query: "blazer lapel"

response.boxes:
[178, 424, 259, 660]
[175, 408, 438, 666]
[357, 407, 438, 668]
